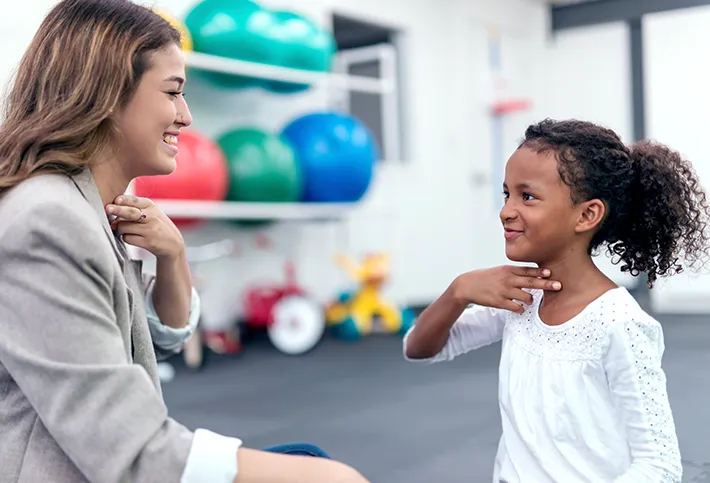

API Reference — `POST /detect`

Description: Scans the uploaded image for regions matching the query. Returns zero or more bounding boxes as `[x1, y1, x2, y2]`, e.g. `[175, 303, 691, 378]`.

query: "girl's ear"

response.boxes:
[575, 198, 606, 234]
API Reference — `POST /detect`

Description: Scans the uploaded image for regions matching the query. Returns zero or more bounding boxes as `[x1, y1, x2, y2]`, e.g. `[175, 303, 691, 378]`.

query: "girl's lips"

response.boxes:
[504, 229, 523, 240]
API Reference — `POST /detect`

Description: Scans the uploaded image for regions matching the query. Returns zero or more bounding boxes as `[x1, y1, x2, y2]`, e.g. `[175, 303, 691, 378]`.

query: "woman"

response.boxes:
[0, 1, 368, 482]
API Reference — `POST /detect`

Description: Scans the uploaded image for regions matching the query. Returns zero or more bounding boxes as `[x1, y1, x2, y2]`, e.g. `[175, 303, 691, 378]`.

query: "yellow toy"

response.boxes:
[326, 252, 415, 340]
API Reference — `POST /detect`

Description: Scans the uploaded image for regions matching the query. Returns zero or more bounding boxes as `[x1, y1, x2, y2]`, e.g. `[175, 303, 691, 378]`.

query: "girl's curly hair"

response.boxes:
[520, 118, 710, 287]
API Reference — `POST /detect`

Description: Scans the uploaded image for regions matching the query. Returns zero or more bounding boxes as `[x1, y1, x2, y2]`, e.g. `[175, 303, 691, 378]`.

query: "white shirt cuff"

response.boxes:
[145, 280, 201, 351]
[181, 429, 242, 483]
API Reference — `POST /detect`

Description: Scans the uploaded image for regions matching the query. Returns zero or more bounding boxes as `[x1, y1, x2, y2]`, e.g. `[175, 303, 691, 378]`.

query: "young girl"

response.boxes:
[404, 119, 710, 483]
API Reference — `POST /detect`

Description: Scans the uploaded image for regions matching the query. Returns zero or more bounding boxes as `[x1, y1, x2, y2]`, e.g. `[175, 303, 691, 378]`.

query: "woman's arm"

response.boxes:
[151, 250, 193, 329]
[0, 202, 194, 482]
[234, 448, 367, 483]
[0, 201, 368, 483]
[142, 270, 200, 360]
[604, 318, 682, 483]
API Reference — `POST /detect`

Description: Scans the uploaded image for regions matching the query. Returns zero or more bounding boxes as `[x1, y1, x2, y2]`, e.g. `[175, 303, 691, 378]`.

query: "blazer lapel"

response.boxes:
[69, 169, 161, 391]
[70, 169, 135, 321]
[69, 169, 125, 269]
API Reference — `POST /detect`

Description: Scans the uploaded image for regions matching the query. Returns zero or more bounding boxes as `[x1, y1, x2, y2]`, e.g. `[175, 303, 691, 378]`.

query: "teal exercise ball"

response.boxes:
[262, 11, 336, 94]
[334, 317, 362, 342]
[185, 0, 278, 88]
[399, 308, 416, 335]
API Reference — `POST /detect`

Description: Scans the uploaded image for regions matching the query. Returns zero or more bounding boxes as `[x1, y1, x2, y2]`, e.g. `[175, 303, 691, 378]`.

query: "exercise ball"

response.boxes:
[155, 9, 193, 51]
[218, 128, 302, 203]
[280, 112, 378, 202]
[399, 308, 417, 335]
[333, 316, 362, 342]
[184, 0, 276, 88]
[133, 129, 228, 228]
[262, 11, 336, 94]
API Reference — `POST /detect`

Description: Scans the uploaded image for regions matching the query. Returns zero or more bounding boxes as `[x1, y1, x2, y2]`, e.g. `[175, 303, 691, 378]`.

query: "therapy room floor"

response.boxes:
[162, 314, 710, 483]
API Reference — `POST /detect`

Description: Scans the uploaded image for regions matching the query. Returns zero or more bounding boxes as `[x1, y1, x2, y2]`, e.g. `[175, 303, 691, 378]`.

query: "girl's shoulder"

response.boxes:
[504, 287, 657, 361]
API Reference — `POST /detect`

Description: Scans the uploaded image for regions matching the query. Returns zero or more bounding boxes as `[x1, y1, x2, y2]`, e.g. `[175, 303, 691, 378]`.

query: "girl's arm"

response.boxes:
[403, 280, 507, 362]
[604, 317, 682, 483]
[404, 266, 560, 362]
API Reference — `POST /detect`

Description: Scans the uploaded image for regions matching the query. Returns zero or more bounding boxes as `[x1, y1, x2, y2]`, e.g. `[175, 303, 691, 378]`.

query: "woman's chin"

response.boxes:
[143, 155, 177, 177]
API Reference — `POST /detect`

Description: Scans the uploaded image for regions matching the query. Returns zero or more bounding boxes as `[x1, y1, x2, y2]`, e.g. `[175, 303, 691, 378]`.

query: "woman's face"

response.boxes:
[112, 43, 192, 179]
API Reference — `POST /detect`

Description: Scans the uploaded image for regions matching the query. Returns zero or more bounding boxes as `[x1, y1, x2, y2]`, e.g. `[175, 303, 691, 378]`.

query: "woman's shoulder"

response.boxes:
[0, 172, 103, 245]
[1, 172, 93, 219]
[3, 171, 82, 203]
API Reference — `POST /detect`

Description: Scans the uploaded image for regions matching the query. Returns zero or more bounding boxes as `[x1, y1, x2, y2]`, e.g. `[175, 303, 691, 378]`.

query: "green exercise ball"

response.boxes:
[185, 0, 278, 88]
[263, 11, 336, 94]
[218, 128, 303, 203]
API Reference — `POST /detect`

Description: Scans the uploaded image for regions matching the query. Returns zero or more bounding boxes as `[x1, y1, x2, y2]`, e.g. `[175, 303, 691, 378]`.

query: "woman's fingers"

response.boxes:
[106, 204, 142, 221]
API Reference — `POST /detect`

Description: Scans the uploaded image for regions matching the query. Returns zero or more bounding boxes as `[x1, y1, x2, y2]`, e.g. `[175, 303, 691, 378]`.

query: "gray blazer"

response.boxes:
[0, 169, 194, 482]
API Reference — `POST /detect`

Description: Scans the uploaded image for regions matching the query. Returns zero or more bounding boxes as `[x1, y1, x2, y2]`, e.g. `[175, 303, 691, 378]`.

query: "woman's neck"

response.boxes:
[90, 160, 131, 207]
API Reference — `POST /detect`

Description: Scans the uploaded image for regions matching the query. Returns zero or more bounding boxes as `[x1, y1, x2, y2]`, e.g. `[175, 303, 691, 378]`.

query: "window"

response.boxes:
[331, 14, 406, 162]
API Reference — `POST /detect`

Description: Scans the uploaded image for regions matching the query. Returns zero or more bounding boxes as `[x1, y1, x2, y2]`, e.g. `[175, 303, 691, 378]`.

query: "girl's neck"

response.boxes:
[539, 252, 617, 302]
[534, 252, 619, 326]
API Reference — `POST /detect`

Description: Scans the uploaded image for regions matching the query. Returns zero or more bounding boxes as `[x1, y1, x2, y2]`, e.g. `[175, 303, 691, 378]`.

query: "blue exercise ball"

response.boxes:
[280, 112, 378, 202]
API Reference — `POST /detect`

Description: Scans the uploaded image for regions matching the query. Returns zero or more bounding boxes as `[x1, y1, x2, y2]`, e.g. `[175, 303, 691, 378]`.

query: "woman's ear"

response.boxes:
[575, 198, 606, 234]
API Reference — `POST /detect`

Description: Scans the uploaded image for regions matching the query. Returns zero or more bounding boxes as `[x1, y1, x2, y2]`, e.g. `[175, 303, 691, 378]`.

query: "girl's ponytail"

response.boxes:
[615, 140, 710, 286]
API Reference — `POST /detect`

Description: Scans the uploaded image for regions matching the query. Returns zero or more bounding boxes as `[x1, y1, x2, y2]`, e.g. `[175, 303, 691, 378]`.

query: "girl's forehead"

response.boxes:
[506, 147, 561, 186]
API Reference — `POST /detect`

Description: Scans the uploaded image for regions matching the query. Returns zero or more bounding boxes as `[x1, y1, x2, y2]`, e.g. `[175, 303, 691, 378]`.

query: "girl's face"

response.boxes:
[500, 147, 603, 265]
[111, 43, 192, 180]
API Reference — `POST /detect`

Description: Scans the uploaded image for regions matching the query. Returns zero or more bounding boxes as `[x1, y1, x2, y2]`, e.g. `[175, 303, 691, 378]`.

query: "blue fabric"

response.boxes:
[263, 443, 330, 458]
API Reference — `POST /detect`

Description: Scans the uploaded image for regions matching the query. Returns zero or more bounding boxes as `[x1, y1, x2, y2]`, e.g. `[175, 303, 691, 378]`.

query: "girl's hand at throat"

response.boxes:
[451, 265, 562, 314]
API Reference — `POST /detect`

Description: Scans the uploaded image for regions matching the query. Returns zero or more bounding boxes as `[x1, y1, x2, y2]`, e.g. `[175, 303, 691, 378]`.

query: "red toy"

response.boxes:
[133, 128, 229, 228]
[242, 261, 325, 355]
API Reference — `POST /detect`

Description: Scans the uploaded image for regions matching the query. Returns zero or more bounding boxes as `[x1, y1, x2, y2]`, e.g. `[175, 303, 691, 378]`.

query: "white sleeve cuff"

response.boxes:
[145, 280, 201, 351]
[181, 429, 243, 483]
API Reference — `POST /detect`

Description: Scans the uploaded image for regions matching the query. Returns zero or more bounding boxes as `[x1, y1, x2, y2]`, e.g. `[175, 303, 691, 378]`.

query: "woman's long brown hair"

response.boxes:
[0, 0, 181, 192]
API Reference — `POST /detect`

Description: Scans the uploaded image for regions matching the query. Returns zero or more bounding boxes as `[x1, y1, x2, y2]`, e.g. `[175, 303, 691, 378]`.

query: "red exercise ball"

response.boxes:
[133, 128, 228, 228]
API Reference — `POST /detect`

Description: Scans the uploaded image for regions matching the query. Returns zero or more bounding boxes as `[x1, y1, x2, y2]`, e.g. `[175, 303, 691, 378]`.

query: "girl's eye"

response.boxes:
[522, 192, 536, 201]
[167, 91, 184, 98]
[502, 191, 510, 199]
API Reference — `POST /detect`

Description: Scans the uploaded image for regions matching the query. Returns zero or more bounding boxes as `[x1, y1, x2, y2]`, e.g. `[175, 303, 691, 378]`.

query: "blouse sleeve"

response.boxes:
[143, 274, 201, 359]
[403, 304, 507, 363]
[604, 318, 682, 483]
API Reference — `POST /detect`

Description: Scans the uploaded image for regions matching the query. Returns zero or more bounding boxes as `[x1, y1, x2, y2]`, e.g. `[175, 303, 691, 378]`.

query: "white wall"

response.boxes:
[0, 0, 557, 329]
[644, 6, 710, 314]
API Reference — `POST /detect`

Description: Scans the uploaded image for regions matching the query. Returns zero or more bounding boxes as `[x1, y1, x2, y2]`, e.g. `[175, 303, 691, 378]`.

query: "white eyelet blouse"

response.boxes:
[404, 287, 682, 483]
